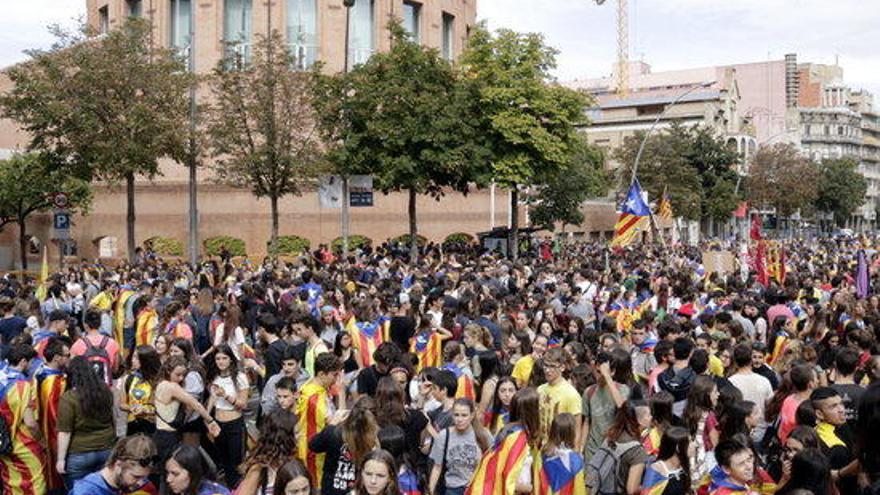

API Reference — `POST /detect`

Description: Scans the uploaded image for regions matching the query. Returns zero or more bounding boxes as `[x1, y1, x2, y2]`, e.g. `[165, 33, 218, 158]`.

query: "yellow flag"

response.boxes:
[35, 245, 49, 302]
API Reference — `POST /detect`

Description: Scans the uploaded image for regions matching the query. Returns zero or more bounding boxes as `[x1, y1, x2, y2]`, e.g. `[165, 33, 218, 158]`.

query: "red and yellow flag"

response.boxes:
[0, 371, 46, 495]
[465, 425, 532, 495]
[346, 316, 386, 367]
[411, 331, 443, 372]
[135, 307, 158, 348]
[296, 380, 329, 488]
[35, 367, 66, 492]
[611, 181, 651, 248]
[114, 288, 135, 346]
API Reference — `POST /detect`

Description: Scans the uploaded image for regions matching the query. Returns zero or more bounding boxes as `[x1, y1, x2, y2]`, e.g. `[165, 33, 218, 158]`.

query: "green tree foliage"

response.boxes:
[0, 19, 192, 261]
[460, 26, 589, 259]
[144, 237, 183, 257]
[205, 31, 326, 249]
[0, 153, 91, 269]
[313, 22, 483, 261]
[530, 138, 608, 231]
[813, 157, 867, 227]
[613, 124, 741, 221]
[746, 143, 820, 218]
[269, 235, 311, 256]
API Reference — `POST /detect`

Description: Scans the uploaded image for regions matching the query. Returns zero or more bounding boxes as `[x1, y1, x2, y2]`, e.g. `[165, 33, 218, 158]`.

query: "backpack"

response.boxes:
[83, 335, 112, 385]
[585, 439, 640, 495]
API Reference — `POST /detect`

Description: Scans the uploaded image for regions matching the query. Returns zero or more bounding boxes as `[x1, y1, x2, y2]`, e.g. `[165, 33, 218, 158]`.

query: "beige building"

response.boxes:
[0, 0, 485, 267]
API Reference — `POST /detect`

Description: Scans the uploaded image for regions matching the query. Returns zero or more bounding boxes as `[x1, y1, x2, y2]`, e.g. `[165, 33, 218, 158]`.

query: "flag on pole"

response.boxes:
[750, 214, 762, 241]
[35, 245, 49, 302]
[656, 188, 673, 220]
[856, 249, 870, 299]
[611, 180, 651, 248]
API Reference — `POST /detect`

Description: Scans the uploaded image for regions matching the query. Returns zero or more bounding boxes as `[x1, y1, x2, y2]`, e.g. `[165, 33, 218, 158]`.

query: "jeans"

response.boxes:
[64, 449, 111, 490]
[445, 486, 466, 495]
[215, 416, 246, 488]
[123, 326, 135, 355]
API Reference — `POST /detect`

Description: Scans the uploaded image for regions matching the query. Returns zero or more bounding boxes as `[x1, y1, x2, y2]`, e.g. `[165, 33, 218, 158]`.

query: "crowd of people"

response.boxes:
[0, 236, 878, 495]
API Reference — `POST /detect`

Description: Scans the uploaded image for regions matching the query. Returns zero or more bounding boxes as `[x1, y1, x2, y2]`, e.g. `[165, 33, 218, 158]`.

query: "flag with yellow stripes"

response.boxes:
[610, 180, 651, 248]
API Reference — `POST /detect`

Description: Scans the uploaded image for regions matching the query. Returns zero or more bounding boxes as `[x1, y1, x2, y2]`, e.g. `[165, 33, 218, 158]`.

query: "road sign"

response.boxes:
[349, 175, 373, 207]
[53, 210, 70, 240]
[52, 192, 69, 209]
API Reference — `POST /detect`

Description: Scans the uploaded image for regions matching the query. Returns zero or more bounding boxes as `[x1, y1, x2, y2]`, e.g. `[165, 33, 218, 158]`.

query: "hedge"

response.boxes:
[443, 232, 475, 245]
[269, 235, 311, 256]
[390, 233, 427, 246]
[331, 235, 372, 253]
[144, 236, 183, 256]
[204, 236, 247, 257]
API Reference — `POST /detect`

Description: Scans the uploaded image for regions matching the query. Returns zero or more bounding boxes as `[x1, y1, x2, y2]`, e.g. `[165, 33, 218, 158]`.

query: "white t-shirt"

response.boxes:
[729, 371, 773, 441]
[212, 372, 249, 411]
[214, 324, 246, 360]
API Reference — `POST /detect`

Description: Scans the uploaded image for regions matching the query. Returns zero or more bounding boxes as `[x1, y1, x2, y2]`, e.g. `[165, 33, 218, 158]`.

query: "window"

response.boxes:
[98, 6, 109, 34]
[348, 0, 374, 68]
[287, 0, 318, 69]
[169, 0, 192, 51]
[442, 12, 454, 60]
[402, 1, 420, 42]
[127, 0, 142, 17]
[225, 0, 253, 63]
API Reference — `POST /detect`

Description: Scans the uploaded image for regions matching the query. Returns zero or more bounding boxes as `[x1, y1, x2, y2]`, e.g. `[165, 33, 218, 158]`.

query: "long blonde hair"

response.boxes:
[341, 396, 379, 465]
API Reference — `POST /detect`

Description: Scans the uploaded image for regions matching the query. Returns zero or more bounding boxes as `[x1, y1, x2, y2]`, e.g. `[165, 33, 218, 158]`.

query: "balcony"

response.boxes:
[288, 43, 318, 70]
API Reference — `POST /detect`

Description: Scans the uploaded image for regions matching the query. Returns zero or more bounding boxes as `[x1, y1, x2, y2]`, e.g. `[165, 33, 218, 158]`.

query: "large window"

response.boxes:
[402, 1, 420, 42]
[98, 6, 109, 34]
[348, 0, 373, 69]
[169, 0, 192, 51]
[127, 0, 142, 17]
[287, 0, 318, 69]
[225, 0, 253, 63]
[442, 12, 454, 61]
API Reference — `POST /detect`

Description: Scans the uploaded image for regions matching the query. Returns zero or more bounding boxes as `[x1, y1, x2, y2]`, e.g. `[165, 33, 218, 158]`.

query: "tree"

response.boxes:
[814, 157, 867, 228]
[530, 138, 608, 231]
[0, 153, 91, 269]
[747, 143, 820, 218]
[313, 23, 484, 261]
[613, 124, 741, 222]
[0, 19, 192, 261]
[460, 26, 589, 259]
[205, 31, 326, 250]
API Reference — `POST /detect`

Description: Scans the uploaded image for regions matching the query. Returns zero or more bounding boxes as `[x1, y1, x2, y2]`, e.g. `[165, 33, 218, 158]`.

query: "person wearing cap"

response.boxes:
[34, 309, 70, 359]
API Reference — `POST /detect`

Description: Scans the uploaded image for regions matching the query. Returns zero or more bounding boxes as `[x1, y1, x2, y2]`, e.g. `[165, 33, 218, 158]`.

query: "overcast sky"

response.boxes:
[2, 0, 879, 97]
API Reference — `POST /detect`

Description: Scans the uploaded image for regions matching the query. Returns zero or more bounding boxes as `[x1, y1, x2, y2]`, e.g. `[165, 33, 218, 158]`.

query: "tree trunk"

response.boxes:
[510, 186, 519, 260]
[18, 219, 27, 270]
[270, 194, 279, 255]
[408, 188, 418, 264]
[126, 172, 136, 263]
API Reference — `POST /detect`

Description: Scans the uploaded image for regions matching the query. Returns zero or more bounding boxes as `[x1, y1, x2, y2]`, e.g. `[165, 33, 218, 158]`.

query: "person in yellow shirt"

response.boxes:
[537, 348, 583, 444]
[511, 334, 547, 388]
[696, 333, 725, 377]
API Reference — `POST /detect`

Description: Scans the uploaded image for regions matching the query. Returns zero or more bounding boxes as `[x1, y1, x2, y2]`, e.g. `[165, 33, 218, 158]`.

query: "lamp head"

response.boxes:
[343, 0, 355, 7]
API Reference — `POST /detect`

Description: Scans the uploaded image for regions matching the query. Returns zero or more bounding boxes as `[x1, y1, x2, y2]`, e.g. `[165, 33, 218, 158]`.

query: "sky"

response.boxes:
[2, 0, 879, 97]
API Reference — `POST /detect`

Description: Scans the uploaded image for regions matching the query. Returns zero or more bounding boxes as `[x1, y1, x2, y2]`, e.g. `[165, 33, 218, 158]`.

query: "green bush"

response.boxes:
[204, 236, 247, 257]
[144, 236, 183, 256]
[443, 232, 474, 246]
[269, 235, 311, 256]
[390, 233, 427, 246]
[331, 235, 372, 254]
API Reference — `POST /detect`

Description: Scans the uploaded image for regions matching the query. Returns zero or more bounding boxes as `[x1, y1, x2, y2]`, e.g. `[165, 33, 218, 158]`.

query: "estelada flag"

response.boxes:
[466, 425, 533, 495]
[346, 316, 387, 367]
[535, 449, 586, 495]
[655, 190, 673, 221]
[411, 330, 442, 372]
[610, 180, 651, 248]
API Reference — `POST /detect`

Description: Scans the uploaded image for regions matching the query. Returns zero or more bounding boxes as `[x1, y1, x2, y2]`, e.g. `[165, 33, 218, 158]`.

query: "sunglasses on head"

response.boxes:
[122, 455, 160, 469]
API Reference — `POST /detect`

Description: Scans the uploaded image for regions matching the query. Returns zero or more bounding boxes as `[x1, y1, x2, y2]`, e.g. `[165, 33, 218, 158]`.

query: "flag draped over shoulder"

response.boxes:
[442, 362, 476, 401]
[611, 181, 651, 248]
[536, 450, 586, 495]
[411, 331, 442, 372]
[466, 425, 532, 495]
[296, 381, 329, 488]
[346, 316, 387, 367]
[35, 367, 66, 492]
[640, 464, 669, 495]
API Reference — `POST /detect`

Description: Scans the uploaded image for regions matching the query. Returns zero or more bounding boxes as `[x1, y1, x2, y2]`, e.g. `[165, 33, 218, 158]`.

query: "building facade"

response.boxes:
[0, 0, 481, 267]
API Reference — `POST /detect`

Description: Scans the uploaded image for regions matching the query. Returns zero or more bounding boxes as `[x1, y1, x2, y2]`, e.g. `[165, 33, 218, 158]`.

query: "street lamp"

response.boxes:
[630, 81, 715, 184]
[187, 0, 198, 267]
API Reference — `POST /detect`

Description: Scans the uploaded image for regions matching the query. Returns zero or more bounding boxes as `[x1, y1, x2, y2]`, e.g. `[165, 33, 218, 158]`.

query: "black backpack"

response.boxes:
[83, 336, 112, 385]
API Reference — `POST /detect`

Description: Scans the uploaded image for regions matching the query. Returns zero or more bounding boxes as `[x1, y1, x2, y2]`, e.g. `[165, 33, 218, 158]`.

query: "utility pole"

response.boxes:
[187, 0, 199, 266]
[341, 0, 355, 258]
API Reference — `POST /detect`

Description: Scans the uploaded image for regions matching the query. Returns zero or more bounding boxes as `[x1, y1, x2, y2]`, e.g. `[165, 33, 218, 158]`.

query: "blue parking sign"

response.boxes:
[53, 212, 70, 230]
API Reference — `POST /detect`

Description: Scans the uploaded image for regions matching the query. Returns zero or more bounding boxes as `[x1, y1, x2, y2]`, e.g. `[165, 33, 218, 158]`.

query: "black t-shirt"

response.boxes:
[264, 339, 290, 381]
[356, 366, 388, 397]
[309, 425, 356, 495]
[389, 316, 415, 352]
[429, 406, 453, 432]
[831, 382, 865, 430]
[753, 364, 780, 390]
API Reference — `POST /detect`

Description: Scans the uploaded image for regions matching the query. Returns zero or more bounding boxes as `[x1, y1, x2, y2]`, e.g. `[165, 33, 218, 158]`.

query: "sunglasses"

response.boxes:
[122, 455, 160, 469]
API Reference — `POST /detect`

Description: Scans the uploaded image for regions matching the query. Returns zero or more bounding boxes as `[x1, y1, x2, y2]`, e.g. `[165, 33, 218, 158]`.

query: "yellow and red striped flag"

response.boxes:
[656, 190, 673, 220]
[296, 380, 330, 488]
[466, 425, 533, 495]
[610, 180, 651, 248]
